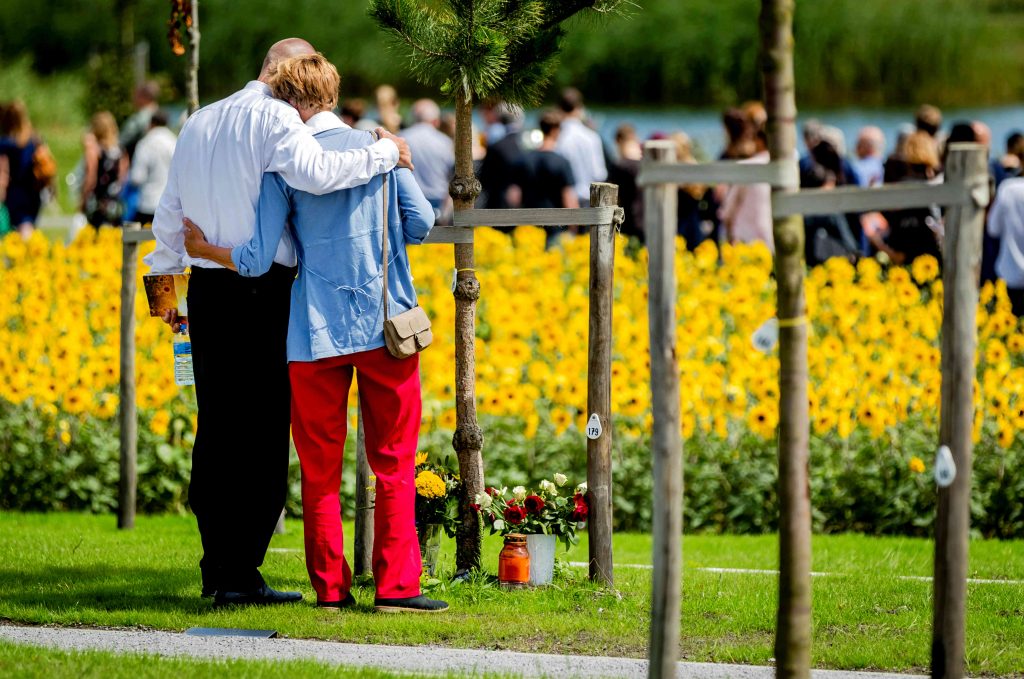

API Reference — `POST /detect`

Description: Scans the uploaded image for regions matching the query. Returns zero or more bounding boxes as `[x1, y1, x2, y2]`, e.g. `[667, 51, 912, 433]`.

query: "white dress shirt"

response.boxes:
[144, 81, 399, 273]
[555, 116, 608, 204]
[988, 177, 1024, 288]
[129, 126, 177, 215]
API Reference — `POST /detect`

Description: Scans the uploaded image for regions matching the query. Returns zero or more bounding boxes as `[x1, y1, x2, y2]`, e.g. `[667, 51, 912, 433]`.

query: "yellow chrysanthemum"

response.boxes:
[415, 470, 446, 499]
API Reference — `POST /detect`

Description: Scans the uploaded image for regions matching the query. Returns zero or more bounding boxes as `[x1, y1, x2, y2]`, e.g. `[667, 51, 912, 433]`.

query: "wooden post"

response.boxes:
[354, 407, 375, 577]
[118, 223, 141, 530]
[587, 182, 618, 587]
[450, 90, 484, 574]
[932, 143, 988, 679]
[644, 141, 681, 679]
[759, 2, 812, 677]
[186, 0, 200, 115]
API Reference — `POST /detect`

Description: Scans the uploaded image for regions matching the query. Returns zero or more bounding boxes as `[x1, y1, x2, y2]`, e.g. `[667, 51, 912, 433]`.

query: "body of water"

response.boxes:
[509, 104, 1024, 160]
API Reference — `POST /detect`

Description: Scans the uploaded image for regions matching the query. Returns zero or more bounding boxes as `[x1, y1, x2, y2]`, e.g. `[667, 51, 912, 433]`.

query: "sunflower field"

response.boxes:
[1, 227, 1022, 537]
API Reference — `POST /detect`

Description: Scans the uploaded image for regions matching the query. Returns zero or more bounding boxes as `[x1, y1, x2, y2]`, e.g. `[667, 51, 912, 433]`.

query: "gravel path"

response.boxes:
[0, 623, 928, 679]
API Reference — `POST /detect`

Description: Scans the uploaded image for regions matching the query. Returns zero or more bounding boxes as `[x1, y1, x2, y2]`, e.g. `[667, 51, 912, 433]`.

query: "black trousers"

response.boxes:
[1009, 287, 1024, 319]
[186, 264, 296, 593]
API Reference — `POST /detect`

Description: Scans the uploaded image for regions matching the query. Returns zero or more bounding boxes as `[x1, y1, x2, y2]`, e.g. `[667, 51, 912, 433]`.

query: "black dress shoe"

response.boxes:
[374, 594, 449, 613]
[201, 586, 216, 599]
[317, 592, 356, 611]
[213, 584, 303, 609]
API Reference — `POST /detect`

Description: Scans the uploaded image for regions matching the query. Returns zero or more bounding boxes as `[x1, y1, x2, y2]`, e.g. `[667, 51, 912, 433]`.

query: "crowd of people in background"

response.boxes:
[3, 82, 1024, 314]
[0, 81, 177, 238]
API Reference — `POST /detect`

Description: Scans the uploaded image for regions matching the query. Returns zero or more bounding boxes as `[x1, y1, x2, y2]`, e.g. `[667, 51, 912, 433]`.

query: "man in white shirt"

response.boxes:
[988, 177, 1024, 317]
[128, 110, 176, 225]
[144, 38, 412, 609]
[401, 99, 455, 223]
[554, 87, 607, 207]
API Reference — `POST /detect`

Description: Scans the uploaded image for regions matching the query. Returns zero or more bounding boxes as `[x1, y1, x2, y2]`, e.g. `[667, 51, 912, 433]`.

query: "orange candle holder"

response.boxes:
[498, 533, 530, 588]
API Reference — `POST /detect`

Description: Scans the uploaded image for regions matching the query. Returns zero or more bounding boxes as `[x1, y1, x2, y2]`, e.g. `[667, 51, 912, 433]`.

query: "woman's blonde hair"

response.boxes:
[269, 53, 340, 112]
[904, 130, 940, 170]
[90, 111, 119, 148]
[672, 131, 707, 200]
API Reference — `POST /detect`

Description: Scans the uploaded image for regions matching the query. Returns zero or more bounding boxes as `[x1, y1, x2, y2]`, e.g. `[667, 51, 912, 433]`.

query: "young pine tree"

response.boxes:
[370, 0, 629, 573]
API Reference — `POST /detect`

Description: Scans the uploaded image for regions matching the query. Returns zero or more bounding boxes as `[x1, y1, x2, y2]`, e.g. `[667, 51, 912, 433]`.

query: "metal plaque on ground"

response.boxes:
[184, 627, 278, 639]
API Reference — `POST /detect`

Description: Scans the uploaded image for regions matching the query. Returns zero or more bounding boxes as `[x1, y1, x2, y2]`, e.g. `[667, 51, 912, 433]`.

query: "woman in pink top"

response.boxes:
[720, 128, 774, 253]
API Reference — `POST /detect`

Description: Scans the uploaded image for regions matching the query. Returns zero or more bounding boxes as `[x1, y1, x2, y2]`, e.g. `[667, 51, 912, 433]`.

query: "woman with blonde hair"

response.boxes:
[0, 99, 55, 237]
[375, 84, 402, 134]
[868, 131, 944, 265]
[81, 111, 128, 227]
[671, 131, 717, 250]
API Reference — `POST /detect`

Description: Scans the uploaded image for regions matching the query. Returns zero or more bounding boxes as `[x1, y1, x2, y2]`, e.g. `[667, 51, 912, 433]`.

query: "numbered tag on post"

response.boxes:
[752, 318, 779, 353]
[935, 445, 956, 488]
[586, 413, 603, 440]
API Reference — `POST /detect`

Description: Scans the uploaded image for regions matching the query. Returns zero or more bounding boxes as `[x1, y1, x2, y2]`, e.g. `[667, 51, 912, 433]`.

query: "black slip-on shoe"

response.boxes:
[213, 584, 303, 609]
[317, 592, 357, 611]
[374, 595, 449, 613]
[201, 586, 217, 598]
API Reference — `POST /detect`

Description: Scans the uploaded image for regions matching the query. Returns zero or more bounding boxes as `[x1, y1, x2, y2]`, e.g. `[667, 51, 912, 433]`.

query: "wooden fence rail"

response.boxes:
[117, 188, 623, 587]
[636, 160, 796, 188]
[640, 142, 989, 679]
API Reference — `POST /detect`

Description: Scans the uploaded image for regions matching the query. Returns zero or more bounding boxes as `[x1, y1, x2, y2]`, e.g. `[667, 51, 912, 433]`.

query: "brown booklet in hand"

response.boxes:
[143, 273, 190, 322]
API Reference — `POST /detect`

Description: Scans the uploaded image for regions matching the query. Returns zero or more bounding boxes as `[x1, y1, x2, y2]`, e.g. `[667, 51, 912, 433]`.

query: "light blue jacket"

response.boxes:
[231, 113, 435, 362]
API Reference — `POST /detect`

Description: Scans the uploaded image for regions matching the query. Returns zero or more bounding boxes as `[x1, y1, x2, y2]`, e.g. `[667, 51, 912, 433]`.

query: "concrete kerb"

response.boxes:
[0, 624, 931, 679]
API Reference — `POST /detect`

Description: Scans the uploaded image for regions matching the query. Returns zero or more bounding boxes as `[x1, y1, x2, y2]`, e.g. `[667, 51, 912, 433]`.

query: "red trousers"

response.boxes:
[289, 347, 422, 602]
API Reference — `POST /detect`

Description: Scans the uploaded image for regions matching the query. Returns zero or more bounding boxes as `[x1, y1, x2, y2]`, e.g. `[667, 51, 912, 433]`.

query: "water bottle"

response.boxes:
[173, 323, 195, 386]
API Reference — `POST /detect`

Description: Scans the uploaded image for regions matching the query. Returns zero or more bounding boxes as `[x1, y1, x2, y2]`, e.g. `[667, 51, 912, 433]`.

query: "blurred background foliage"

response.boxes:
[1, 0, 1023, 110]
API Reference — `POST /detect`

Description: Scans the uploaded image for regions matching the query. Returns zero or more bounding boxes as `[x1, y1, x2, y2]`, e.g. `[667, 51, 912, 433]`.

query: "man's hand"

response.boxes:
[376, 128, 414, 171]
[183, 218, 210, 259]
[160, 308, 181, 334]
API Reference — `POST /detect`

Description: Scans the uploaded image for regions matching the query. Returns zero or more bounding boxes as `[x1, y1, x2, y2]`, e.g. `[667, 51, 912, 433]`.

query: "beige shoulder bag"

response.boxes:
[381, 171, 433, 358]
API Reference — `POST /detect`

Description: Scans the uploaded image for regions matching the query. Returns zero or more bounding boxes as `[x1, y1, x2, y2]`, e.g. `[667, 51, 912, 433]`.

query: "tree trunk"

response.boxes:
[187, 0, 200, 115]
[759, 1, 812, 677]
[116, 0, 136, 60]
[450, 89, 484, 574]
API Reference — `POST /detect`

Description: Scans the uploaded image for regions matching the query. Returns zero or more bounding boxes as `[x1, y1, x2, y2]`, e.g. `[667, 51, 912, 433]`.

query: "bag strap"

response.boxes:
[371, 129, 392, 324]
[381, 166, 390, 323]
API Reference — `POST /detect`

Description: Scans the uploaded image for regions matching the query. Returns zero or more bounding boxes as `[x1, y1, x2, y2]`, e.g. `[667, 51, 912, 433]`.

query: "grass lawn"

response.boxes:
[0, 640, 448, 679]
[0, 514, 1021, 676]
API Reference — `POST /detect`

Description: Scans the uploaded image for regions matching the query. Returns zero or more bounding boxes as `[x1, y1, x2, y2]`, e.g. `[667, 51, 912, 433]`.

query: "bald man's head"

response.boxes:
[259, 38, 316, 81]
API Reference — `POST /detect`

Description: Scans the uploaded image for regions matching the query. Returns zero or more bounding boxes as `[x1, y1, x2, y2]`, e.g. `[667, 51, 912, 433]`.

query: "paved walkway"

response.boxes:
[0, 624, 928, 678]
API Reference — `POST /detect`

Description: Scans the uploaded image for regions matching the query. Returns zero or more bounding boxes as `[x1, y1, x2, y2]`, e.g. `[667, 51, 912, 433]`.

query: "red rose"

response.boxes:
[570, 492, 589, 522]
[504, 503, 527, 525]
[469, 503, 481, 513]
[524, 494, 545, 515]
[486, 487, 499, 497]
